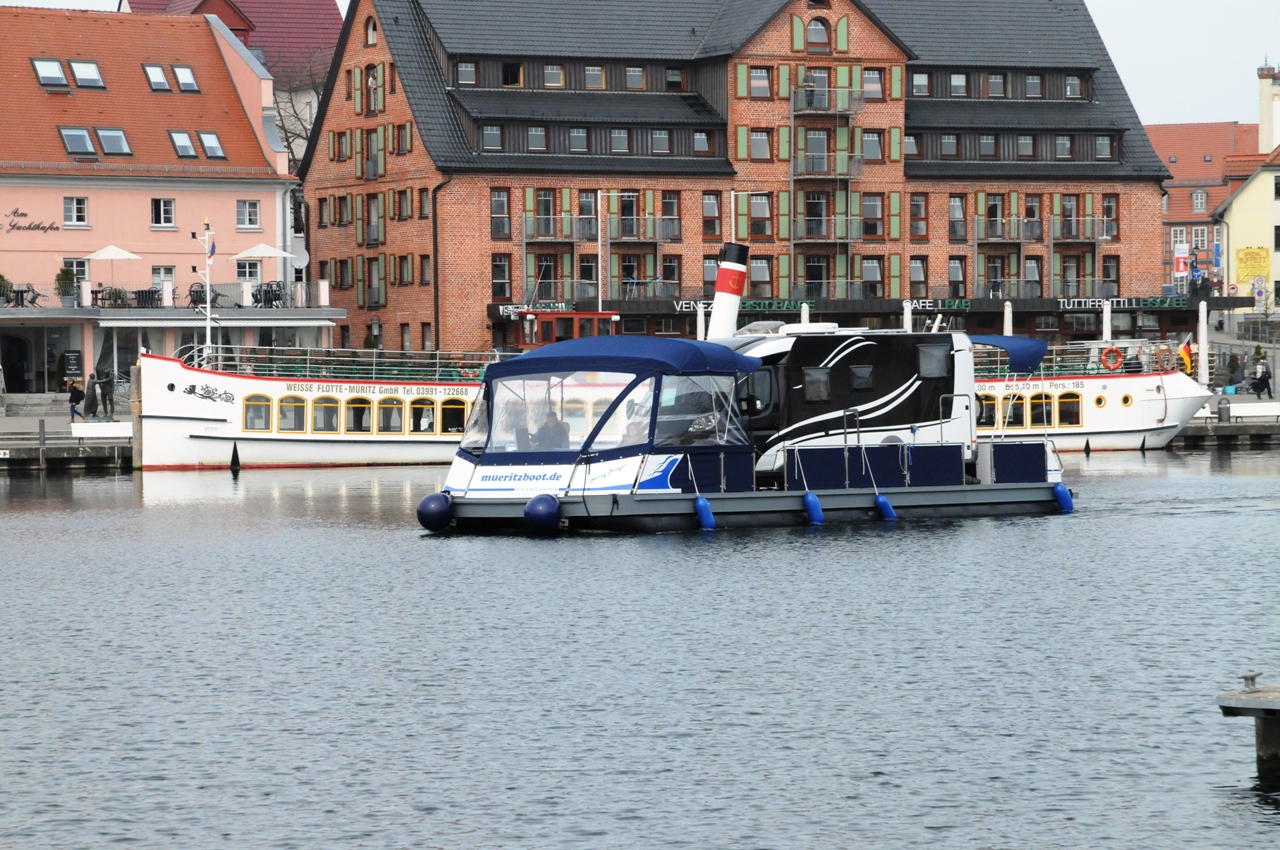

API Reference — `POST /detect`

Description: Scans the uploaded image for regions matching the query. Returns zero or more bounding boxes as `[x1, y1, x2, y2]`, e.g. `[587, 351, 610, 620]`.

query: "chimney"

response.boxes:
[1262, 65, 1279, 154]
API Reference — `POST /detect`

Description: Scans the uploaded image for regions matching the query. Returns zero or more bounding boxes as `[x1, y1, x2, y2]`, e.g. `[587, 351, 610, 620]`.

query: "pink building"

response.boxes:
[0, 7, 340, 397]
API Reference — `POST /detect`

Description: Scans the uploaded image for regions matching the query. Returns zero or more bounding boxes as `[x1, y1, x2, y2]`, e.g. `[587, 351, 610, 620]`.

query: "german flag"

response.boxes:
[1179, 338, 1194, 374]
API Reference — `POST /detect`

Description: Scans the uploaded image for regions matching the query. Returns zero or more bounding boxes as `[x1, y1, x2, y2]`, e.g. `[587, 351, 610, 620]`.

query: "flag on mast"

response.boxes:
[1179, 337, 1193, 374]
[206, 239, 216, 265]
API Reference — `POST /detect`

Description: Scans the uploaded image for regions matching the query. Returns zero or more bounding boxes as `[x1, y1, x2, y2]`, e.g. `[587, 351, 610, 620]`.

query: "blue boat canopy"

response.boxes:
[484, 335, 762, 380]
[969, 335, 1048, 374]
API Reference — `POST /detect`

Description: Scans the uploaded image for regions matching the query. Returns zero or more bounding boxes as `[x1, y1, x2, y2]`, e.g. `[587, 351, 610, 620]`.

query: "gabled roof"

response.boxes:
[1215, 144, 1280, 217]
[451, 90, 724, 126]
[0, 7, 277, 179]
[1144, 122, 1257, 183]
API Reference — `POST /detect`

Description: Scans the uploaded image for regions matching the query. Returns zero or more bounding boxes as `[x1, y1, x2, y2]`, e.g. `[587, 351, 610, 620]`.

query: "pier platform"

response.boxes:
[0, 417, 133, 471]
[1172, 398, 1280, 448]
[1218, 678, 1280, 786]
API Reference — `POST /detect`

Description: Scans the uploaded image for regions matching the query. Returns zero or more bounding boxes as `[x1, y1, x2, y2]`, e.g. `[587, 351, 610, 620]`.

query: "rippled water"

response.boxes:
[3, 451, 1279, 848]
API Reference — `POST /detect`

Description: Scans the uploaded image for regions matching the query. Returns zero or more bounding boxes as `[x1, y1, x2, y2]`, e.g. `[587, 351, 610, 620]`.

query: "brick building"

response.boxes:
[301, 0, 1243, 351]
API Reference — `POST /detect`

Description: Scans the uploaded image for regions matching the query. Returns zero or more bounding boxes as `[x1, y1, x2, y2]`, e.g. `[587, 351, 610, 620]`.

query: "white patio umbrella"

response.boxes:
[81, 244, 143, 288]
[229, 244, 295, 307]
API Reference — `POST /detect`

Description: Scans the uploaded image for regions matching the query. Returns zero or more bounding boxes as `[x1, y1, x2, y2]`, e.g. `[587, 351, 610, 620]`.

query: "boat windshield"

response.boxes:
[487, 371, 635, 453]
[654, 375, 751, 447]
[459, 394, 489, 453]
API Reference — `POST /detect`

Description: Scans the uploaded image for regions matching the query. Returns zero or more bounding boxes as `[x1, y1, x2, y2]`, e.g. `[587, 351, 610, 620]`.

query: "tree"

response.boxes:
[265, 47, 334, 173]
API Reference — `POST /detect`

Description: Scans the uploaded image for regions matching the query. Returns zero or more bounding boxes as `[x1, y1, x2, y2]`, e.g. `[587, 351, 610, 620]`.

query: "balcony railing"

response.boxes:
[794, 216, 861, 241]
[790, 88, 866, 116]
[847, 281, 885, 300]
[1057, 278, 1120, 299]
[1, 280, 325, 309]
[930, 284, 970, 300]
[792, 152, 864, 179]
[618, 278, 682, 300]
[974, 217, 1047, 243]
[1052, 216, 1114, 242]
[796, 281, 829, 300]
[607, 215, 682, 242]
[977, 279, 1047, 300]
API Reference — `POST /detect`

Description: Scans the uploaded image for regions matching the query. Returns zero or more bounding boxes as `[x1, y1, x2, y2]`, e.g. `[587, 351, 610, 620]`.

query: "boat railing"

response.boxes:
[171, 345, 516, 382]
[973, 339, 1214, 378]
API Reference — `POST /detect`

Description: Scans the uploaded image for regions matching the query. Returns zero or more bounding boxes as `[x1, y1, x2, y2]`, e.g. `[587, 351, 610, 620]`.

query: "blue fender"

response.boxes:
[524, 493, 563, 533]
[874, 494, 897, 521]
[1053, 482, 1074, 514]
[416, 491, 453, 532]
[694, 496, 716, 530]
[803, 491, 824, 524]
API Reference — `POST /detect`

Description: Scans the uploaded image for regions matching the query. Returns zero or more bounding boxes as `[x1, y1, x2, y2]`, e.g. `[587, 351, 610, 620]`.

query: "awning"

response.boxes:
[969, 335, 1048, 374]
[94, 317, 335, 328]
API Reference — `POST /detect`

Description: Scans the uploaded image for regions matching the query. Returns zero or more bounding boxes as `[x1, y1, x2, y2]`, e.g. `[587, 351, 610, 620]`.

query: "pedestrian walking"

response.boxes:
[1255, 355, 1273, 400]
[68, 380, 85, 423]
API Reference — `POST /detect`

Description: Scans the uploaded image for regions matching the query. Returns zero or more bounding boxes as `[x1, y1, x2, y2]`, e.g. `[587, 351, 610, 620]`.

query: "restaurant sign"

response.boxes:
[1058, 297, 1188, 310]
[4, 207, 60, 234]
[492, 302, 577, 319]
[674, 299, 817, 313]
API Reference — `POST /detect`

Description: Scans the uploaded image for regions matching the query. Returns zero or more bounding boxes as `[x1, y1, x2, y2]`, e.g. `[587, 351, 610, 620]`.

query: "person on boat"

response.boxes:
[533, 410, 570, 450]
[68, 380, 86, 424]
[1255, 355, 1273, 400]
[1123, 344, 1145, 374]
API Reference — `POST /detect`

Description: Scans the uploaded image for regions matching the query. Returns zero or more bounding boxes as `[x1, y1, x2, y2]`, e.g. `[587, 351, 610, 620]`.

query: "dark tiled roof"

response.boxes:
[456, 153, 736, 175]
[905, 161, 1133, 181]
[907, 99, 1124, 132]
[451, 90, 723, 125]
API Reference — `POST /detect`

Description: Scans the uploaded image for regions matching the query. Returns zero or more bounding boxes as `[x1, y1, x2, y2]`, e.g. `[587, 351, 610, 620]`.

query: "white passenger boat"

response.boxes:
[971, 339, 1211, 451]
[139, 346, 501, 469]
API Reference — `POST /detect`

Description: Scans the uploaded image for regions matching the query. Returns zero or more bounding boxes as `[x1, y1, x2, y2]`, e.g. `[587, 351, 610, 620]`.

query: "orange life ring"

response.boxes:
[1155, 346, 1174, 372]
[1100, 345, 1123, 372]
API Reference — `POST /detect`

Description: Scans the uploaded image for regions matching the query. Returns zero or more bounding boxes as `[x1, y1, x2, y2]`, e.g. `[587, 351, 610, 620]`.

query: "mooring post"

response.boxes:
[39, 419, 45, 446]
[130, 364, 142, 471]
[1217, 673, 1280, 787]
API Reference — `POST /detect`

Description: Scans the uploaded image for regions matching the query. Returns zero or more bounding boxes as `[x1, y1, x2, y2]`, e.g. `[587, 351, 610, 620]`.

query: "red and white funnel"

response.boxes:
[705, 243, 749, 340]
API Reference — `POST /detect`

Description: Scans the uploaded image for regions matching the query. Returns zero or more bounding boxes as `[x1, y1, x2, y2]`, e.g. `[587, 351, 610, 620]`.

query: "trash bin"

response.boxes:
[1218, 397, 1231, 423]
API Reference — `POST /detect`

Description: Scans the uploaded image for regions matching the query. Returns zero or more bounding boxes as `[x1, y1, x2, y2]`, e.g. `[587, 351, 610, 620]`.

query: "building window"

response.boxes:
[396, 189, 410, 220]
[703, 192, 721, 238]
[950, 73, 967, 96]
[365, 16, 377, 45]
[662, 255, 681, 285]
[143, 64, 170, 91]
[1017, 135, 1035, 158]
[236, 260, 261, 284]
[502, 63, 523, 87]
[70, 60, 104, 88]
[862, 131, 883, 162]
[527, 126, 546, 150]
[1192, 226, 1208, 250]
[1170, 226, 1187, 247]
[909, 256, 927, 297]
[151, 198, 174, 226]
[337, 131, 350, 160]
[87, 128, 128, 157]
[338, 196, 351, 225]
[749, 257, 772, 297]
[862, 194, 884, 238]
[863, 68, 884, 99]
[398, 254, 413, 285]
[172, 65, 198, 92]
[491, 254, 511, 299]
[317, 197, 328, 227]
[749, 193, 772, 238]
[1191, 190, 1207, 213]
[750, 129, 771, 160]
[1025, 74, 1042, 97]
[169, 130, 197, 157]
[569, 127, 588, 152]
[152, 266, 174, 291]
[979, 134, 997, 158]
[236, 200, 260, 229]
[948, 195, 966, 240]
[626, 67, 644, 89]
[1065, 75, 1082, 98]
[544, 64, 564, 87]
[1055, 135, 1073, 159]
[750, 66, 771, 98]
[912, 72, 930, 96]
[694, 131, 711, 154]
[457, 62, 476, 85]
[666, 67, 685, 91]
[483, 125, 502, 150]
[652, 129, 670, 154]
[904, 134, 919, 157]
[861, 257, 883, 295]
[60, 127, 95, 155]
[1102, 256, 1119, 285]
[491, 189, 510, 238]
[703, 257, 719, 296]
[1102, 194, 1119, 238]
[344, 69, 352, 100]
[394, 124, 408, 154]
[33, 58, 68, 86]
[585, 66, 604, 89]
[197, 131, 224, 158]
[910, 194, 927, 238]
[940, 134, 958, 158]
[1096, 135, 1113, 159]
[807, 18, 831, 53]
[420, 255, 431, 285]
[63, 196, 87, 225]
[988, 73, 1005, 97]
[949, 257, 966, 292]
[611, 129, 630, 153]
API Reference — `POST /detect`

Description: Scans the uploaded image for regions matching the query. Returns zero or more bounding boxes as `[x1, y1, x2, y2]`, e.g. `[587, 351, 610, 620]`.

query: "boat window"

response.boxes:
[244, 394, 271, 431]
[409, 398, 437, 434]
[749, 369, 774, 409]
[1030, 392, 1054, 428]
[849, 364, 873, 391]
[654, 375, 750, 447]
[1058, 392, 1082, 427]
[590, 378, 655, 451]
[441, 398, 468, 434]
[346, 397, 372, 433]
[976, 394, 997, 429]
[378, 398, 404, 434]
[918, 344, 951, 378]
[1001, 394, 1026, 428]
[460, 394, 489, 451]
[278, 395, 307, 432]
[489, 371, 634, 452]
[802, 367, 831, 403]
[313, 396, 340, 432]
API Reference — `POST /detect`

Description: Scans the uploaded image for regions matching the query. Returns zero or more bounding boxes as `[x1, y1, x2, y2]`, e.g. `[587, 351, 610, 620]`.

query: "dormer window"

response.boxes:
[806, 18, 831, 54]
[665, 67, 685, 91]
[626, 67, 644, 90]
[544, 65, 564, 88]
[1026, 74, 1042, 98]
[988, 73, 1005, 97]
[70, 61, 104, 88]
[59, 127, 95, 155]
[1191, 190, 1207, 213]
[143, 64, 170, 91]
[173, 66, 199, 92]
[169, 130, 197, 158]
[950, 73, 967, 96]
[502, 63, 523, 87]
[457, 62, 476, 85]
[585, 66, 604, 89]
[1096, 136, 1113, 160]
[33, 59, 68, 87]
[1065, 75, 1082, 98]
[482, 125, 502, 150]
[365, 17, 377, 46]
[912, 72, 930, 96]
[527, 126, 546, 151]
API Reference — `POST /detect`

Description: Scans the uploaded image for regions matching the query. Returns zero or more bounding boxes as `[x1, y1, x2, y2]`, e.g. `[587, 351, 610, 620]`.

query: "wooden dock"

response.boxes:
[0, 427, 133, 471]
[1172, 421, 1280, 448]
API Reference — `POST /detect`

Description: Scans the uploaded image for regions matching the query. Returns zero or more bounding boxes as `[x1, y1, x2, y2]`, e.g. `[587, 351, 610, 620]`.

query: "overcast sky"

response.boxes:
[10, 0, 1274, 127]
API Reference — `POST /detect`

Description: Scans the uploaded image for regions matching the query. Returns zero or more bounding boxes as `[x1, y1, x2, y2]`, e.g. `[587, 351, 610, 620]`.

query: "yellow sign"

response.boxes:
[1236, 247, 1270, 297]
